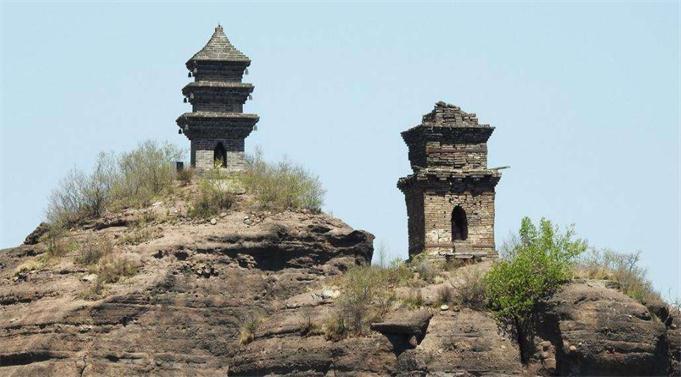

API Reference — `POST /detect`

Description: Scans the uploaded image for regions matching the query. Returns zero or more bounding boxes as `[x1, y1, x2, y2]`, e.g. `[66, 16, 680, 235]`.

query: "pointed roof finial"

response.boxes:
[187, 26, 250, 64]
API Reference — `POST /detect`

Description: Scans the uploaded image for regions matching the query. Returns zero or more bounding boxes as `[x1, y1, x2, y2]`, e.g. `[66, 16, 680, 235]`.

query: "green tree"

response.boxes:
[485, 217, 587, 357]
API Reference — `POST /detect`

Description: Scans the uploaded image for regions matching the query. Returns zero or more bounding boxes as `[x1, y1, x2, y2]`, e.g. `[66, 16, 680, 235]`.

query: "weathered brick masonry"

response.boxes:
[398, 102, 502, 259]
[176, 26, 258, 171]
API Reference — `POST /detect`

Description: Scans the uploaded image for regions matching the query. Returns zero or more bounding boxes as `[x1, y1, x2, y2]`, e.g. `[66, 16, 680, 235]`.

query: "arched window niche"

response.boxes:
[214, 142, 227, 168]
[451, 205, 468, 241]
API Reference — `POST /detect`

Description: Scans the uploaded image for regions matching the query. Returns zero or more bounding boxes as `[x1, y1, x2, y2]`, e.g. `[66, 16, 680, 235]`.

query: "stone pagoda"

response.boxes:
[397, 102, 502, 260]
[176, 25, 259, 171]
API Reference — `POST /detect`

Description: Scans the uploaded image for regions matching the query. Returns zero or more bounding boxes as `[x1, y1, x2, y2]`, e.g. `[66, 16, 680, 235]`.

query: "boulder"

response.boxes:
[541, 282, 671, 376]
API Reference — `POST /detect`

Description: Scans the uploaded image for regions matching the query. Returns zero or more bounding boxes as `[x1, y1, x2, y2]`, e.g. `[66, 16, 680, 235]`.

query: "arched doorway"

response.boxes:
[452, 205, 468, 241]
[214, 142, 226, 168]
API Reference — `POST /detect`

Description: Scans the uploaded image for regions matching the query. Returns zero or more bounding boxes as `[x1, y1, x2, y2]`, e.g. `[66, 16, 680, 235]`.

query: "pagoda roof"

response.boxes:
[397, 168, 502, 190]
[176, 111, 259, 123]
[187, 25, 250, 64]
[184, 81, 254, 89]
[181, 81, 254, 96]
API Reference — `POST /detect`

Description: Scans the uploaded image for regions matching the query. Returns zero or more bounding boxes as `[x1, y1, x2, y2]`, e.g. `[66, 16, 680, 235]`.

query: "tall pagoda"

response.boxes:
[176, 25, 258, 171]
[397, 102, 502, 260]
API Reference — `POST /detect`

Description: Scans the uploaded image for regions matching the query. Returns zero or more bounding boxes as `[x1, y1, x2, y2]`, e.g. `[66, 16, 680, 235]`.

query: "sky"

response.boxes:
[1, 1, 679, 299]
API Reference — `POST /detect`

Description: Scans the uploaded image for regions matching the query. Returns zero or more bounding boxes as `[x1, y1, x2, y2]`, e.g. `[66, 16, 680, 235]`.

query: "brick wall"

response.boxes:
[403, 187, 425, 255]
[422, 190, 496, 257]
[190, 139, 246, 171]
[190, 61, 247, 82]
[425, 142, 488, 170]
[398, 102, 501, 260]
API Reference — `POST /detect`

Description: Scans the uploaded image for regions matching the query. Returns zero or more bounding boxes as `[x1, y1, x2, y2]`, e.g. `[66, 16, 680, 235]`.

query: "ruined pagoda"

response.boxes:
[397, 102, 502, 260]
[176, 25, 259, 171]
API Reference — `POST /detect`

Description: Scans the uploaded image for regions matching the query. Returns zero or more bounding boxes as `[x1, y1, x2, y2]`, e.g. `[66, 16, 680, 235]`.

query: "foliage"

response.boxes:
[436, 285, 454, 305]
[46, 141, 183, 226]
[239, 150, 325, 212]
[97, 254, 138, 283]
[114, 141, 182, 206]
[412, 254, 440, 284]
[14, 257, 47, 276]
[452, 268, 487, 310]
[80, 278, 105, 300]
[485, 217, 587, 331]
[578, 248, 661, 304]
[239, 312, 261, 345]
[300, 307, 321, 336]
[176, 167, 195, 186]
[119, 213, 162, 245]
[189, 177, 235, 218]
[76, 234, 113, 266]
[44, 224, 77, 258]
[402, 288, 424, 308]
[373, 242, 389, 267]
[329, 264, 401, 337]
[46, 154, 116, 226]
[119, 226, 160, 246]
[323, 311, 348, 340]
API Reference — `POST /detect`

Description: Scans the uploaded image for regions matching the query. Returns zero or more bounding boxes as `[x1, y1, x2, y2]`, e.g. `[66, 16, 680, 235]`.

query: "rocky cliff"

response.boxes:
[0, 196, 678, 376]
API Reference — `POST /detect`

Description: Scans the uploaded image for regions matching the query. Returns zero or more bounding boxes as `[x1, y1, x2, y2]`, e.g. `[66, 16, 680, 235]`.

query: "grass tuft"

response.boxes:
[239, 150, 324, 212]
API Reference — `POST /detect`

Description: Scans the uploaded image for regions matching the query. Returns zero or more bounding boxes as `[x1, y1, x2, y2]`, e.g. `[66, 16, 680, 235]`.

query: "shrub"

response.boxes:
[239, 150, 324, 212]
[114, 141, 182, 205]
[402, 288, 424, 308]
[189, 178, 235, 218]
[436, 285, 454, 305]
[44, 224, 77, 258]
[15, 258, 46, 276]
[80, 278, 105, 300]
[120, 226, 161, 246]
[453, 268, 486, 310]
[373, 242, 389, 267]
[76, 234, 113, 266]
[239, 313, 261, 345]
[97, 254, 138, 283]
[176, 167, 195, 186]
[485, 217, 587, 336]
[120, 214, 162, 245]
[332, 265, 396, 336]
[46, 154, 117, 225]
[578, 248, 661, 304]
[300, 308, 320, 336]
[412, 255, 439, 283]
[46, 141, 183, 226]
[323, 311, 348, 340]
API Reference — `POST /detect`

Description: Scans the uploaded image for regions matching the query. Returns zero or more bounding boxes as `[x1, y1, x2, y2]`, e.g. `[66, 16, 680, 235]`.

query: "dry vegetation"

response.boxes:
[46, 141, 182, 227]
[38, 141, 329, 305]
[324, 217, 669, 341]
[239, 312, 261, 345]
[576, 248, 662, 305]
[38, 142, 670, 341]
[76, 234, 113, 267]
[239, 150, 324, 212]
[323, 257, 483, 339]
[189, 175, 236, 218]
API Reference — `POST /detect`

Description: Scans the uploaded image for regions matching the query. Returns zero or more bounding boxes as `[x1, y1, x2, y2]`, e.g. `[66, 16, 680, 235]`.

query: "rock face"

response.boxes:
[0, 210, 379, 376]
[1, 208, 679, 376]
[534, 281, 676, 376]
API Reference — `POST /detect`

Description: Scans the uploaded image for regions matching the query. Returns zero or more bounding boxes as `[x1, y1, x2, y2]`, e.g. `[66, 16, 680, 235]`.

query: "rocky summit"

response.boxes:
[0, 191, 679, 376]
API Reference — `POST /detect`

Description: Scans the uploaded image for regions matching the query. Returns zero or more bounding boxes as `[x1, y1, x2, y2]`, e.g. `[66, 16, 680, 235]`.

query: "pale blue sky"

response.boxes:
[1, 2, 678, 298]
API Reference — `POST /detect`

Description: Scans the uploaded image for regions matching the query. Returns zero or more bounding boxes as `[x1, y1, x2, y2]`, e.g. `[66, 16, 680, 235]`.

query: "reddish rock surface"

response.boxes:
[0, 204, 678, 376]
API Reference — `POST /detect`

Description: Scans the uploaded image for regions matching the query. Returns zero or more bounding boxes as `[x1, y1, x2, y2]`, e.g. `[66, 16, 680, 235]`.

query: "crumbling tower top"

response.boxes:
[397, 101, 502, 260]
